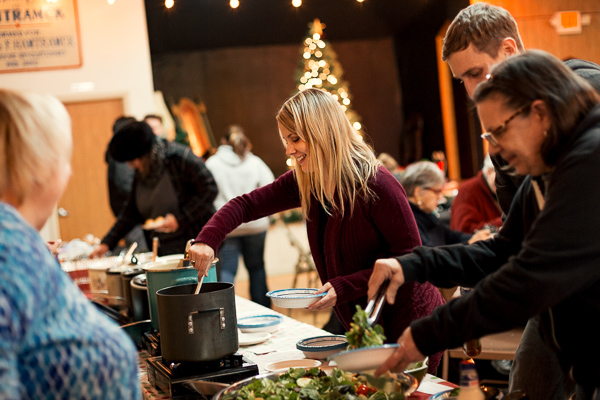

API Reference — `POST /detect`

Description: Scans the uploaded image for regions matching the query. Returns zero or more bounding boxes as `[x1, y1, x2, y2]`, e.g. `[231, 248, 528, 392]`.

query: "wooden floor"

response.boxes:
[233, 272, 332, 330]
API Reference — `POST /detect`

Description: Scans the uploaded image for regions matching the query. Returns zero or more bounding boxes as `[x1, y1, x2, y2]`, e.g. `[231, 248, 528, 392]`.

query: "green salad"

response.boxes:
[222, 367, 410, 400]
[345, 306, 386, 350]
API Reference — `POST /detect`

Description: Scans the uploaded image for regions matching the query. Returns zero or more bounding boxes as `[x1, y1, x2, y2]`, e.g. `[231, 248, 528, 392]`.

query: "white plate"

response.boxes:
[238, 332, 271, 346]
[264, 359, 322, 372]
[328, 344, 398, 372]
[266, 288, 325, 308]
[238, 315, 283, 333]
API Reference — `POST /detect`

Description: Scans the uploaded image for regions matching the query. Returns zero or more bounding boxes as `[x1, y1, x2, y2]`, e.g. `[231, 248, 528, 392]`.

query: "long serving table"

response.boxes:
[140, 295, 456, 399]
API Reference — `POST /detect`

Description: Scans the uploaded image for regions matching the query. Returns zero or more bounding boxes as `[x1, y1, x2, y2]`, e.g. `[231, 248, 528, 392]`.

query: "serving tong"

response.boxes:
[364, 279, 390, 327]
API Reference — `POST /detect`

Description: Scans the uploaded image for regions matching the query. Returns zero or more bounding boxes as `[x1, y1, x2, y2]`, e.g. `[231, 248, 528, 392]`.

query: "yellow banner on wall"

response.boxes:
[0, 0, 82, 73]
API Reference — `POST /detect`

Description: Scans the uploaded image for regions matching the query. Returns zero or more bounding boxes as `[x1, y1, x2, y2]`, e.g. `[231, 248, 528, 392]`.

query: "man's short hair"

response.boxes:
[442, 2, 525, 61]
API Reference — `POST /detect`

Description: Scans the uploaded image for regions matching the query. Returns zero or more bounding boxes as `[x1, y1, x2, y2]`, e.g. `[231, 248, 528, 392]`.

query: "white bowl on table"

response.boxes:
[328, 344, 399, 372]
[237, 314, 283, 333]
[296, 335, 348, 360]
[266, 288, 325, 308]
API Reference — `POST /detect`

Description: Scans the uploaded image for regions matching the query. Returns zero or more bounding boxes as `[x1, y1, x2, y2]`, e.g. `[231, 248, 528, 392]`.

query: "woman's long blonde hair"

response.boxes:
[276, 88, 380, 218]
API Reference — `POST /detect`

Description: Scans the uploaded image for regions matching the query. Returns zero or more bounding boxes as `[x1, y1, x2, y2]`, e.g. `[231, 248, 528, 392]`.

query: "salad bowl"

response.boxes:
[211, 366, 417, 400]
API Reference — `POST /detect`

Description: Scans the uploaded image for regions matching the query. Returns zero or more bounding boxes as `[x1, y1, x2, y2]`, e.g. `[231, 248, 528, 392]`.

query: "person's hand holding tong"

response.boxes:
[367, 258, 425, 376]
[367, 258, 406, 305]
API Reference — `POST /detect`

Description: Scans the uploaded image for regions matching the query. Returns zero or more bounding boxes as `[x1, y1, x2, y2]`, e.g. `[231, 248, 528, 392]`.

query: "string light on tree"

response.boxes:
[165, 0, 174, 8]
[294, 19, 363, 132]
[292, 0, 302, 7]
[230, 0, 240, 9]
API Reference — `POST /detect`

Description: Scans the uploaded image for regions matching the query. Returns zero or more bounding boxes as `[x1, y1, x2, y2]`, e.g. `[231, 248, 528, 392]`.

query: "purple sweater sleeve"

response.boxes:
[195, 170, 301, 252]
[327, 169, 422, 304]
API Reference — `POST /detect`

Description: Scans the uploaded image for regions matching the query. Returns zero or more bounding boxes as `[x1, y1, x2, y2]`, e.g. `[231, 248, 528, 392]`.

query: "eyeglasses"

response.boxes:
[480, 104, 530, 147]
[423, 187, 443, 195]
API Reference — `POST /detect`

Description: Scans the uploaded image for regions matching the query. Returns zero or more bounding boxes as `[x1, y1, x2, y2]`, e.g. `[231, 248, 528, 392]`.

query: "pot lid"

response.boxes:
[107, 265, 129, 274]
[131, 274, 147, 287]
[122, 267, 144, 277]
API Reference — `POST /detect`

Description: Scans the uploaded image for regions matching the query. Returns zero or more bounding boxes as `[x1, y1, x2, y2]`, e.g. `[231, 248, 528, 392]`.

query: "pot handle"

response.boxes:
[187, 307, 225, 334]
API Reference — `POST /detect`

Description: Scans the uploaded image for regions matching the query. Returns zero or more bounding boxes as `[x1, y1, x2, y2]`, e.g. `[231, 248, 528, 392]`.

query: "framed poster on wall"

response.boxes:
[0, 0, 82, 73]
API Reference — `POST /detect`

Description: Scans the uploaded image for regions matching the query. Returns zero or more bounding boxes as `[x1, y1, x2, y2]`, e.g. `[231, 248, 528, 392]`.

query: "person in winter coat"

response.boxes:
[369, 50, 600, 400]
[206, 125, 275, 307]
[91, 121, 218, 257]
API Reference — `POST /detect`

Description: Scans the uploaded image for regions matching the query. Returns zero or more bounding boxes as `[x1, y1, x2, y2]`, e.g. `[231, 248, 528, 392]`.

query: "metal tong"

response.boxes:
[364, 279, 390, 327]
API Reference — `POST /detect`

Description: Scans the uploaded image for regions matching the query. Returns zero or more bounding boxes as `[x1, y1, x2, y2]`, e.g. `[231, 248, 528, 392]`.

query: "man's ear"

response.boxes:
[500, 38, 519, 57]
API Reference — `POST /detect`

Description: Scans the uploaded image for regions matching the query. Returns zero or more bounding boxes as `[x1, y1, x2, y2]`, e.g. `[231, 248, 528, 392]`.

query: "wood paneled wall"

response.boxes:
[484, 0, 600, 64]
[151, 38, 402, 178]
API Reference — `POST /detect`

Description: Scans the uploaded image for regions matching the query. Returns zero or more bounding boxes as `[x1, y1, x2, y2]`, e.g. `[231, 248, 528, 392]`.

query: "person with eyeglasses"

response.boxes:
[440, 4, 600, 399]
[401, 161, 492, 248]
[368, 50, 600, 400]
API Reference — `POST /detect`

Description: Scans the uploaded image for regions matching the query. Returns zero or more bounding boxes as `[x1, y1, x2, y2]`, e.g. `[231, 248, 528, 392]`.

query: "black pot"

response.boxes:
[121, 267, 144, 317]
[130, 274, 150, 322]
[156, 282, 238, 363]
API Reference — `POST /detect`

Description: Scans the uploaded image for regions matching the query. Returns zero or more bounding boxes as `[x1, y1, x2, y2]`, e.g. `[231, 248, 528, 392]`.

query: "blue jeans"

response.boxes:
[217, 232, 270, 308]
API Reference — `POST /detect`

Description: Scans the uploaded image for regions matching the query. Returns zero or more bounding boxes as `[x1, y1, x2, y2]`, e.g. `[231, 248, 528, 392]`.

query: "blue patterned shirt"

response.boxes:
[0, 203, 141, 399]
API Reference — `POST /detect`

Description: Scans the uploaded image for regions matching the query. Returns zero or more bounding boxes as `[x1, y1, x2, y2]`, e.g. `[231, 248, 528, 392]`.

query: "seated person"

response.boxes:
[401, 161, 491, 247]
[450, 154, 502, 233]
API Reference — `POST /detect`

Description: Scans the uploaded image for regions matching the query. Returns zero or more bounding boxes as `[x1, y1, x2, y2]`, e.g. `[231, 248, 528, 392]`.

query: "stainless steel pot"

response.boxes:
[106, 265, 128, 306]
[156, 282, 238, 362]
[130, 274, 150, 322]
[122, 267, 144, 318]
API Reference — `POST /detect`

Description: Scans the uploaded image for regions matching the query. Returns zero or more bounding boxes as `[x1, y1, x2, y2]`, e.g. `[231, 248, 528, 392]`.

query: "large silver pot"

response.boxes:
[156, 282, 238, 363]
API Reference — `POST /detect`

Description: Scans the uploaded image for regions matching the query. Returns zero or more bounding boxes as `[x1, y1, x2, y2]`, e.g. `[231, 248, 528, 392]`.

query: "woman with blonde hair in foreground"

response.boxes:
[0, 89, 140, 399]
[189, 88, 445, 373]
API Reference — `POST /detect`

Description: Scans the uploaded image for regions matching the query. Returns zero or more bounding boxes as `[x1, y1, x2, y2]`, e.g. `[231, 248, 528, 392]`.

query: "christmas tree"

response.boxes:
[294, 19, 363, 132]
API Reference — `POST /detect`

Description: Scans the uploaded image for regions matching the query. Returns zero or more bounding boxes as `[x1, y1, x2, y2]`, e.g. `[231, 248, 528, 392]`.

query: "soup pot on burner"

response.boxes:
[156, 282, 238, 363]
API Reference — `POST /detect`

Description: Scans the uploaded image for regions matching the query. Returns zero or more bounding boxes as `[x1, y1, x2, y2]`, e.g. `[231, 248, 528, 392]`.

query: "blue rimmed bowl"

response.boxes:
[296, 335, 348, 360]
[237, 314, 283, 333]
[266, 288, 325, 308]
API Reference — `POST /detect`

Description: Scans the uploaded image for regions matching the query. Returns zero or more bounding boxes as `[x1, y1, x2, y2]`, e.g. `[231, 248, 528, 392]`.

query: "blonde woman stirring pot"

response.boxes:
[189, 88, 445, 373]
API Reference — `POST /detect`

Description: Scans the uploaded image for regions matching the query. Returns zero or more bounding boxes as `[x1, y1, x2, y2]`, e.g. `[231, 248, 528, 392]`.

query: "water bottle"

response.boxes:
[457, 360, 484, 400]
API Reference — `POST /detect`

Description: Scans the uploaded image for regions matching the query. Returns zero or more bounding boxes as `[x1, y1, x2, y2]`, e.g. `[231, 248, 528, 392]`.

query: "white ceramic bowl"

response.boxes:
[296, 335, 348, 360]
[266, 288, 325, 308]
[238, 315, 283, 333]
[264, 359, 322, 372]
[328, 344, 399, 372]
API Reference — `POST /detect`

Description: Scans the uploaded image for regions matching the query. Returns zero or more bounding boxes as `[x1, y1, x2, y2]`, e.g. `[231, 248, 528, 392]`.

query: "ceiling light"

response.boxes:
[292, 0, 302, 7]
[165, 0, 174, 8]
[230, 0, 239, 8]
